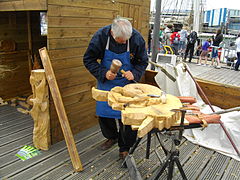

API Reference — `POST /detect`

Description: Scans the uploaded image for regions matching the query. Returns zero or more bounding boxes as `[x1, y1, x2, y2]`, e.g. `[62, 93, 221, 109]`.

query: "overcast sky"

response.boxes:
[206, 0, 240, 10]
[151, 0, 240, 11]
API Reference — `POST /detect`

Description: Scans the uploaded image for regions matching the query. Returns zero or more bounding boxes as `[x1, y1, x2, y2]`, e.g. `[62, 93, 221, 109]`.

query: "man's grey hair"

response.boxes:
[111, 17, 132, 40]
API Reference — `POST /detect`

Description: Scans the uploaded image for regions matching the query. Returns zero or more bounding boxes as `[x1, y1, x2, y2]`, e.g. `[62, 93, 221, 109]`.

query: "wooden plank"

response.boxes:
[51, 56, 84, 70]
[48, 5, 118, 19]
[50, 111, 98, 143]
[57, 74, 95, 89]
[54, 66, 90, 80]
[0, 0, 47, 11]
[48, 27, 100, 39]
[48, 0, 119, 10]
[50, 101, 96, 121]
[133, 5, 140, 29]
[61, 81, 95, 98]
[62, 91, 93, 106]
[27, 11, 33, 72]
[48, 47, 87, 59]
[196, 78, 240, 109]
[1, 124, 100, 179]
[39, 47, 83, 172]
[48, 38, 90, 50]
[48, 17, 113, 28]
[49, 101, 96, 130]
[117, 0, 149, 5]
[123, 3, 129, 17]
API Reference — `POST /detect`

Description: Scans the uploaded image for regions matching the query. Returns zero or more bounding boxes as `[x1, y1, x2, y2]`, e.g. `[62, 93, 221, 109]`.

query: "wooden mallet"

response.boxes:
[110, 59, 122, 74]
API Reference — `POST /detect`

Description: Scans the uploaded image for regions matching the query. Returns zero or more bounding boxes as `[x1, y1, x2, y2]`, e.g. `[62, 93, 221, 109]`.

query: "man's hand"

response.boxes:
[106, 70, 117, 80]
[122, 70, 134, 81]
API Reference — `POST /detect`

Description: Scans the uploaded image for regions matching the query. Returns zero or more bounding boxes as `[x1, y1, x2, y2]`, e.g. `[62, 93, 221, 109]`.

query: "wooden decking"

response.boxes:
[1, 105, 240, 180]
[154, 57, 240, 87]
[187, 62, 240, 87]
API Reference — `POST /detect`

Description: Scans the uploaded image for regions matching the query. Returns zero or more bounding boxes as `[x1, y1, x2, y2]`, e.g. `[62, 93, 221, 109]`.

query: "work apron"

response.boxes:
[96, 37, 132, 119]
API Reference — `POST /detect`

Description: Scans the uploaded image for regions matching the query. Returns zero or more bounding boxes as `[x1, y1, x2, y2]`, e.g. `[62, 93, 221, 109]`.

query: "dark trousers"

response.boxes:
[171, 44, 179, 55]
[98, 117, 137, 152]
[235, 52, 240, 70]
[148, 41, 151, 54]
[184, 43, 195, 62]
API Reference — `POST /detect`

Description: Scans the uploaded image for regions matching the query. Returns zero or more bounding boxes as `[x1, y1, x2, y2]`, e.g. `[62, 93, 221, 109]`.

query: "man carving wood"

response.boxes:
[83, 17, 148, 159]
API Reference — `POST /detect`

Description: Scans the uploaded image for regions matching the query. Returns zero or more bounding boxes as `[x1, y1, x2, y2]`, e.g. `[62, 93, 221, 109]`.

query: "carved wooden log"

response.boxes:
[29, 69, 50, 150]
[92, 83, 183, 138]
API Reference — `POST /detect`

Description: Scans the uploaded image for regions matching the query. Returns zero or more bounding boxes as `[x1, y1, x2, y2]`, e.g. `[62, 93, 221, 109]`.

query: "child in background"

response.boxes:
[170, 29, 180, 55]
[197, 39, 211, 66]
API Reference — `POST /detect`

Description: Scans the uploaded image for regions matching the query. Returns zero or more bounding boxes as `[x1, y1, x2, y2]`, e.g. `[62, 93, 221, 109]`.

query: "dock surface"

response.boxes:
[1, 104, 240, 180]
[153, 56, 240, 87]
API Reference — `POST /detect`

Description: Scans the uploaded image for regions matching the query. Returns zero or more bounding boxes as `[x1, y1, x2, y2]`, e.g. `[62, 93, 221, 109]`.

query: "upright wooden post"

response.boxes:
[30, 69, 50, 150]
[27, 11, 33, 73]
[39, 47, 83, 172]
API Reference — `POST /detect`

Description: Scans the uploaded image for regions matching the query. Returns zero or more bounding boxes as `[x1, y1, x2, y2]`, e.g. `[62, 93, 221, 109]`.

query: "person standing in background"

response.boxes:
[184, 31, 198, 62]
[210, 29, 223, 68]
[163, 24, 173, 45]
[159, 26, 165, 43]
[178, 26, 188, 56]
[197, 38, 211, 66]
[170, 29, 180, 55]
[148, 28, 152, 54]
[235, 33, 240, 71]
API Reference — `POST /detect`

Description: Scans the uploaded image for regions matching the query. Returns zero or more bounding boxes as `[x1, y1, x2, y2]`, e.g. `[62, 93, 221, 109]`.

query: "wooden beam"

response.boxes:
[27, 11, 33, 73]
[39, 47, 83, 172]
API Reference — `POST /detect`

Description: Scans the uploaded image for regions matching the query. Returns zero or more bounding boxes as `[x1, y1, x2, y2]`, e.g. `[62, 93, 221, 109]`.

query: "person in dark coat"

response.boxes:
[148, 28, 152, 54]
[210, 29, 223, 68]
[83, 17, 148, 159]
[184, 31, 198, 62]
[235, 33, 240, 71]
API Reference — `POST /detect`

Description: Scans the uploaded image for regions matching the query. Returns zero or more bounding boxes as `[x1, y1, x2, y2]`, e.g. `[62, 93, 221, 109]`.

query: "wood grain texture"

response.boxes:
[92, 84, 182, 137]
[39, 47, 83, 172]
[47, 0, 150, 143]
[0, 0, 47, 11]
[196, 79, 240, 109]
[29, 69, 50, 150]
[0, 50, 31, 99]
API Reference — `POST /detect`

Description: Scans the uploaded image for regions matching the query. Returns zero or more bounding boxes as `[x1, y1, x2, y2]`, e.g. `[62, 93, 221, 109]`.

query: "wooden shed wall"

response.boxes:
[0, 0, 47, 11]
[47, 0, 151, 143]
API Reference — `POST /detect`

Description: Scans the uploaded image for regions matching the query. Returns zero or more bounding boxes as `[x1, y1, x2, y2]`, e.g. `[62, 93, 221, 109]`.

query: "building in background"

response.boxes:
[203, 8, 240, 35]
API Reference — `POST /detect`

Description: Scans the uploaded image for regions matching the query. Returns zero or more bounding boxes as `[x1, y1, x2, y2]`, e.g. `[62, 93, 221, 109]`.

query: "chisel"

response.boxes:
[120, 69, 137, 83]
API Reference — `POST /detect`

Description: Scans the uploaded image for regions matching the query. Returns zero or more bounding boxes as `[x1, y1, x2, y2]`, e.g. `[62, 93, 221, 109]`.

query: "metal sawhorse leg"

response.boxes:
[122, 109, 188, 180]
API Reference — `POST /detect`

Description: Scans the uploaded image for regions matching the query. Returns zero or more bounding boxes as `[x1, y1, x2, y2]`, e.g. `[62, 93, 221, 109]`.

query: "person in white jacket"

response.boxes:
[235, 33, 240, 71]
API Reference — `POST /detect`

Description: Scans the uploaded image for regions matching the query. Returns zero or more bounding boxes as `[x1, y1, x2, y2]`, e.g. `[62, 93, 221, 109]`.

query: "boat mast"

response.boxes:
[193, 0, 200, 33]
[151, 0, 162, 69]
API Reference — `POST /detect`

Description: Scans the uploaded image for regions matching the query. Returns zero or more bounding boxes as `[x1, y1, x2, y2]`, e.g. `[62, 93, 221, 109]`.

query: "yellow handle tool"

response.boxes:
[120, 69, 137, 83]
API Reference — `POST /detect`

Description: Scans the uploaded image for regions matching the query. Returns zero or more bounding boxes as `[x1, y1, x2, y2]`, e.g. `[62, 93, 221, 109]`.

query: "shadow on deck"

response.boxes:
[1, 104, 240, 180]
